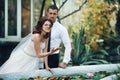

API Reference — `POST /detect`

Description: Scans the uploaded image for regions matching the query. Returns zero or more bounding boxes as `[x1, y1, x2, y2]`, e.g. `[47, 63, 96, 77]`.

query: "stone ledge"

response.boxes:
[0, 64, 120, 80]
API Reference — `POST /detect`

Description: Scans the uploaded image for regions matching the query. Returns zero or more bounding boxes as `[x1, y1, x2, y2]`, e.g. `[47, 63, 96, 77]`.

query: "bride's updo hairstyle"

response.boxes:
[32, 16, 53, 39]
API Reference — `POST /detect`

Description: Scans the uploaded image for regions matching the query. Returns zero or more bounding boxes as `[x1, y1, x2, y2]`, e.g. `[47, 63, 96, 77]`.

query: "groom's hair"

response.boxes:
[47, 5, 59, 12]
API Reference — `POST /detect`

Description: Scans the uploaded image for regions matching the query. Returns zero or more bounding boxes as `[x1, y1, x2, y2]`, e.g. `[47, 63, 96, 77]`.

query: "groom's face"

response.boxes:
[47, 8, 58, 22]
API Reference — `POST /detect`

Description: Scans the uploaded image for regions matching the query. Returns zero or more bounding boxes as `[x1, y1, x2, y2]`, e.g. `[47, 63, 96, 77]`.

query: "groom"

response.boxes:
[46, 5, 72, 68]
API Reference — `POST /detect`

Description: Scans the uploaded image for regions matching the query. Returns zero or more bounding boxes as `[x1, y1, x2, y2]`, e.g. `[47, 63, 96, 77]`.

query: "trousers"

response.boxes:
[48, 54, 59, 68]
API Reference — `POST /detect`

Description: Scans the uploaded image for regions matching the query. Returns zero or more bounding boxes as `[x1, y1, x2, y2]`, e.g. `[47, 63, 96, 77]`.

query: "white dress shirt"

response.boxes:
[50, 21, 72, 64]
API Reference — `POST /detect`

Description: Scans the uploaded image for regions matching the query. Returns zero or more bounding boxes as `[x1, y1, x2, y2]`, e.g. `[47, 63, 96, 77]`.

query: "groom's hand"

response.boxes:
[59, 62, 67, 68]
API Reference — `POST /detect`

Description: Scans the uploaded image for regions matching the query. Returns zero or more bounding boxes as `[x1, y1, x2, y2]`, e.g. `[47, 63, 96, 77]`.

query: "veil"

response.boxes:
[12, 33, 32, 54]
[0, 33, 33, 72]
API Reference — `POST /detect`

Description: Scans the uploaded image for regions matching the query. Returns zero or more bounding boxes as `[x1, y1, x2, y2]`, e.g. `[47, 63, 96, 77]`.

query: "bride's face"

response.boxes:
[42, 20, 51, 33]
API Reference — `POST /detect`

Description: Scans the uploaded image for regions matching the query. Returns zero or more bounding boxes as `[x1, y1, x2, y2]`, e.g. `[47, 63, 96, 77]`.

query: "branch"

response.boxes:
[52, 0, 57, 6]
[59, 0, 88, 20]
[58, 0, 68, 11]
[39, 0, 46, 18]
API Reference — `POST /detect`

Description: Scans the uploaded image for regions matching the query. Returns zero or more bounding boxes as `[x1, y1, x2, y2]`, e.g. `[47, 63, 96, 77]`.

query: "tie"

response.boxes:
[47, 32, 51, 52]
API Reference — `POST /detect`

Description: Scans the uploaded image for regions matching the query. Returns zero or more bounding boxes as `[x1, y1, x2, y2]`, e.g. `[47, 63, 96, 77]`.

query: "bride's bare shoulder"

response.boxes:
[32, 33, 40, 41]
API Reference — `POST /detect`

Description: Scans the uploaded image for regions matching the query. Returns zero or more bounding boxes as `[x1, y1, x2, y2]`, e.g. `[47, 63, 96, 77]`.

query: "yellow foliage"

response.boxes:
[80, 0, 117, 51]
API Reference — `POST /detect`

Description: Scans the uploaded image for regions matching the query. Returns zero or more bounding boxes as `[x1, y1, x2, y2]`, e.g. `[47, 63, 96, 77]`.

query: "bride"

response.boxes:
[0, 17, 61, 74]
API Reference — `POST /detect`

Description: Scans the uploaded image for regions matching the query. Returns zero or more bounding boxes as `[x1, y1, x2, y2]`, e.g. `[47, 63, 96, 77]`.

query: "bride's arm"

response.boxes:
[32, 34, 61, 58]
[32, 34, 51, 58]
[44, 39, 49, 68]
[44, 40, 53, 73]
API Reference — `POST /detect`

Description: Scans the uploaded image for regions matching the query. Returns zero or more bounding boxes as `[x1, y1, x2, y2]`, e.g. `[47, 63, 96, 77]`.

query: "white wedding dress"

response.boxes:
[0, 34, 45, 74]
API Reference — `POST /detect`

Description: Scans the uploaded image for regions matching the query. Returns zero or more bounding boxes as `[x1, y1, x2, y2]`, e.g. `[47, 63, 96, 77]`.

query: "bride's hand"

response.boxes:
[50, 47, 61, 54]
[46, 67, 54, 74]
